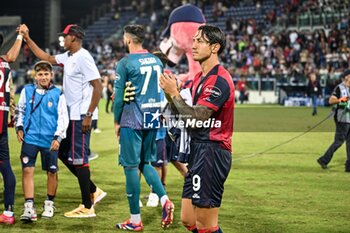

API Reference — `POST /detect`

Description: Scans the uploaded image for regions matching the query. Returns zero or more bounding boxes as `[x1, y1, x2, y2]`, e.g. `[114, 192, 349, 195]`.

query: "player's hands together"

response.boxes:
[16, 130, 24, 143]
[159, 72, 179, 101]
[339, 96, 348, 103]
[50, 140, 60, 151]
[124, 81, 136, 102]
[17, 24, 29, 40]
[82, 117, 92, 133]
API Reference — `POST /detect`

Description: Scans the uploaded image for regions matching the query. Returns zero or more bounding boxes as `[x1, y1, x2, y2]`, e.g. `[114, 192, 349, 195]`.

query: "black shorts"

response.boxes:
[0, 132, 9, 161]
[20, 142, 58, 173]
[182, 141, 232, 208]
[151, 138, 168, 167]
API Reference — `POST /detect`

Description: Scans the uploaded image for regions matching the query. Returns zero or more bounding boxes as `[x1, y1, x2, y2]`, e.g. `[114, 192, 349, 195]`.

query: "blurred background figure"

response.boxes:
[306, 70, 322, 116]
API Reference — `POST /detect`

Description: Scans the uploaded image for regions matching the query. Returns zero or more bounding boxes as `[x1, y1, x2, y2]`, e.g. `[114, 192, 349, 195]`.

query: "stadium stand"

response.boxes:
[8, 0, 350, 104]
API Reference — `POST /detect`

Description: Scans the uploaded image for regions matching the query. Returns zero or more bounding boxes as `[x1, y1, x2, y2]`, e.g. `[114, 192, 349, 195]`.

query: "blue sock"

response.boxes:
[140, 164, 166, 199]
[0, 160, 16, 211]
[124, 166, 140, 214]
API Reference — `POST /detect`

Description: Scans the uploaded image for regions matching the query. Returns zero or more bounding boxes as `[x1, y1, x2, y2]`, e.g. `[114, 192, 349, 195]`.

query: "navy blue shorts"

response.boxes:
[182, 141, 232, 208]
[151, 138, 168, 167]
[59, 119, 90, 165]
[0, 132, 9, 161]
[20, 142, 58, 173]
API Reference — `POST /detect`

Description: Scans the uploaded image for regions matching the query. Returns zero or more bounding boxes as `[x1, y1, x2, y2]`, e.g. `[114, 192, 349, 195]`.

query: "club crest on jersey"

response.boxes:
[115, 73, 121, 81]
[48, 101, 53, 108]
[22, 156, 29, 164]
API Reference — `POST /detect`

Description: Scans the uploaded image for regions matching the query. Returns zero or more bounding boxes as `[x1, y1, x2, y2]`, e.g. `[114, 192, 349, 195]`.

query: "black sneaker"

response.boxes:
[317, 158, 328, 169]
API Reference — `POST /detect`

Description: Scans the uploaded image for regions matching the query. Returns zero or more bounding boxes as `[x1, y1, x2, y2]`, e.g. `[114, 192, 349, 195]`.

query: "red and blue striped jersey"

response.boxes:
[190, 64, 235, 152]
[0, 57, 12, 134]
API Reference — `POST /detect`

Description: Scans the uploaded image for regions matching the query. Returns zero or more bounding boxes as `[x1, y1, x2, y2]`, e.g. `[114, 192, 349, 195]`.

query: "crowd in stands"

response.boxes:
[15, 0, 350, 95]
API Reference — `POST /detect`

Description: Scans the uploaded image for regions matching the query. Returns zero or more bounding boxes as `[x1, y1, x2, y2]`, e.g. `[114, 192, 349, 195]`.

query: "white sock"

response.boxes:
[3, 211, 14, 217]
[130, 214, 141, 224]
[160, 195, 169, 207]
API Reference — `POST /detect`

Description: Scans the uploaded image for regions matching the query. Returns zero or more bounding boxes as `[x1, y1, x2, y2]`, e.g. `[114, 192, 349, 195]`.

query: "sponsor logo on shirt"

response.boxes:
[204, 85, 222, 98]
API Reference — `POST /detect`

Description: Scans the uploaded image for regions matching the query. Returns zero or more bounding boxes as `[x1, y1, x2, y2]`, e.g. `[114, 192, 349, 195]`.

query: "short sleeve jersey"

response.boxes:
[190, 64, 235, 152]
[114, 50, 163, 129]
[0, 57, 12, 134]
[55, 48, 100, 120]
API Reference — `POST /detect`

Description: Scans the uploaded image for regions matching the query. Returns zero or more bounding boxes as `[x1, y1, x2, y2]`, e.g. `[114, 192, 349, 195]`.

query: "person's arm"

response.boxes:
[7, 73, 16, 127]
[2, 31, 24, 62]
[19, 24, 57, 65]
[87, 79, 103, 114]
[113, 59, 128, 124]
[113, 59, 128, 139]
[15, 88, 26, 143]
[329, 86, 344, 105]
[80, 78, 102, 133]
[160, 72, 214, 121]
[51, 94, 69, 151]
[329, 95, 347, 105]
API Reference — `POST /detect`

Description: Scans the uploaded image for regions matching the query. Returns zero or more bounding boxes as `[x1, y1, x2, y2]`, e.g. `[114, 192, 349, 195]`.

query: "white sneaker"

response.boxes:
[146, 192, 159, 207]
[20, 202, 37, 222]
[139, 200, 143, 208]
[42, 200, 55, 218]
[93, 128, 102, 133]
[88, 152, 99, 161]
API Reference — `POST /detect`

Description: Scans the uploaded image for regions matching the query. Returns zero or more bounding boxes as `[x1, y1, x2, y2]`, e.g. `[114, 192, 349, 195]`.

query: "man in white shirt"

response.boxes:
[19, 24, 106, 218]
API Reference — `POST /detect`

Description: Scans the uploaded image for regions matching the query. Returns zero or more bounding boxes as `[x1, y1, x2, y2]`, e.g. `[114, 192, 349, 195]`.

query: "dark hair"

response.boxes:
[153, 51, 168, 67]
[198, 25, 226, 54]
[124, 24, 145, 44]
[0, 33, 3, 48]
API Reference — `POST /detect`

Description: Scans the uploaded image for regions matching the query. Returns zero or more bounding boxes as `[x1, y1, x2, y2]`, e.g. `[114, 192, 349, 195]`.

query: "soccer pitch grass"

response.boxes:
[2, 101, 350, 232]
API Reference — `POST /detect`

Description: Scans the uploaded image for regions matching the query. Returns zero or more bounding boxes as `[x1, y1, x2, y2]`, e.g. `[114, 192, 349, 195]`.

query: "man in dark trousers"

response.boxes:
[318, 69, 350, 172]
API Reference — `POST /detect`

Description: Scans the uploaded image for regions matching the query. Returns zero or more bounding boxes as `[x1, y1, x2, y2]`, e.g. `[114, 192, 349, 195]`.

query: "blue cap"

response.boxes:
[161, 4, 206, 38]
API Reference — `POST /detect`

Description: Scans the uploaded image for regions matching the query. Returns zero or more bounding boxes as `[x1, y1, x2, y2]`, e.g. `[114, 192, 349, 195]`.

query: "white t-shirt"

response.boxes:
[55, 48, 100, 120]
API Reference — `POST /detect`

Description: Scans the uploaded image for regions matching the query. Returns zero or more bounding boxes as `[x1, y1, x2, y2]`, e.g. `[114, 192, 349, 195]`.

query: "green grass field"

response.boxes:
[2, 101, 350, 233]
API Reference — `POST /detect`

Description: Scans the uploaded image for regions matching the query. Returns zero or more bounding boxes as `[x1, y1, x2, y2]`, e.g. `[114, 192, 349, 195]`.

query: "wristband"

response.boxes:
[16, 34, 23, 41]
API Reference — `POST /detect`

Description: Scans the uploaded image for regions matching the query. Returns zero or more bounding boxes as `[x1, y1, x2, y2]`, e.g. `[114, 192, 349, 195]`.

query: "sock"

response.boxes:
[76, 165, 92, 209]
[130, 213, 141, 224]
[186, 224, 198, 232]
[25, 198, 34, 203]
[198, 226, 220, 233]
[0, 160, 16, 211]
[215, 227, 223, 233]
[63, 162, 97, 194]
[3, 210, 14, 217]
[47, 194, 55, 201]
[142, 164, 166, 200]
[160, 195, 169, 207]
[124, 166, 140, 214]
